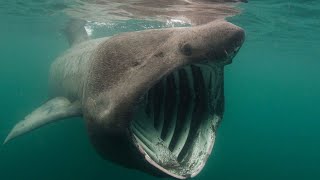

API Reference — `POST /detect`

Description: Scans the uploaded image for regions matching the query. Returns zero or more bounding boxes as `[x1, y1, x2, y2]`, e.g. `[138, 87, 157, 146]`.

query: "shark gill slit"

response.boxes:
[170, 68, 193, 156]
[161, 72, 178, 146]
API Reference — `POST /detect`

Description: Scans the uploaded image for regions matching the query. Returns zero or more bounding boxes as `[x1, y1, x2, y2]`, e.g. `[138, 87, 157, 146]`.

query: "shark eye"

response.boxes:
[180, 43, 192, 56]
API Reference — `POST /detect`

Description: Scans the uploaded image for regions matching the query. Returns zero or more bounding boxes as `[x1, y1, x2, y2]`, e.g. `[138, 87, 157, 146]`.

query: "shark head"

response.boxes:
[83, 20, 245, 179]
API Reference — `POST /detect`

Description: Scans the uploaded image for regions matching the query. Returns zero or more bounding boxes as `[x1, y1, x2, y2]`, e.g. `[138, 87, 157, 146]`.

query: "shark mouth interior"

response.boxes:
[129, 39, 242, 179]
[130, 63, 225, 179]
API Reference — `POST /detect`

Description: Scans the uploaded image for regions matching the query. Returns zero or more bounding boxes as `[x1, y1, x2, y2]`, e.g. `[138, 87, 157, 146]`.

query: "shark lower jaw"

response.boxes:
[129, 63, 224, 179]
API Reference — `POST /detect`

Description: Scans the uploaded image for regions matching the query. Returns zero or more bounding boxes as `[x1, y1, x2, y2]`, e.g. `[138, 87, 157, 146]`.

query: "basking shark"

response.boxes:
[4, 19, 245, 178]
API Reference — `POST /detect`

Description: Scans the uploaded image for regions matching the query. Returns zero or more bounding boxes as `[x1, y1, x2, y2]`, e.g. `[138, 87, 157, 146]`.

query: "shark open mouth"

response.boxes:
[130, 64, 223, 178]
[129, 42, 241, 179]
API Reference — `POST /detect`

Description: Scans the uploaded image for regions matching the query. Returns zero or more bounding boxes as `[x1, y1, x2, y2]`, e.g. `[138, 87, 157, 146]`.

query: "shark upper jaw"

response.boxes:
[84, 21, 245, 179]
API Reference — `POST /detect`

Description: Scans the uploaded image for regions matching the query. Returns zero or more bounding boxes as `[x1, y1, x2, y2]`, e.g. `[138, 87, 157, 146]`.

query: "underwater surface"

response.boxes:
[0, 0, 320, 179]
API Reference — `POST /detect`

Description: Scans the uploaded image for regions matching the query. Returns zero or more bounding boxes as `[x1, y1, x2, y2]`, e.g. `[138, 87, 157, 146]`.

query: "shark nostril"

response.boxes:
[180, 43, 193, 56]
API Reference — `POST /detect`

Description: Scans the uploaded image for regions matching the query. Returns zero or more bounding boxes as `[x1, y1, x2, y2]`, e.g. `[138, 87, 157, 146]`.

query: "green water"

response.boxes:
[1, 0, 320, 179]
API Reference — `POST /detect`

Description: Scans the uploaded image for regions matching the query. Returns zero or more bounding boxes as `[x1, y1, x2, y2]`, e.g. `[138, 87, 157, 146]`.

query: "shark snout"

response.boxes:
[182, 20, 245, 64]
[224, 23, 245, 50]
[219, 24, 245, 62]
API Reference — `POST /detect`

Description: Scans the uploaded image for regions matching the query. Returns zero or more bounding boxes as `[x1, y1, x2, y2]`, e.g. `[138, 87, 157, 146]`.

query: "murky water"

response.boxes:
[0, 0, 320, 179]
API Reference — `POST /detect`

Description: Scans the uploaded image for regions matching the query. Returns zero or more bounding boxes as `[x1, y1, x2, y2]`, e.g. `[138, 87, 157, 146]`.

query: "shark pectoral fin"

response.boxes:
[3, 97, 82, 144]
